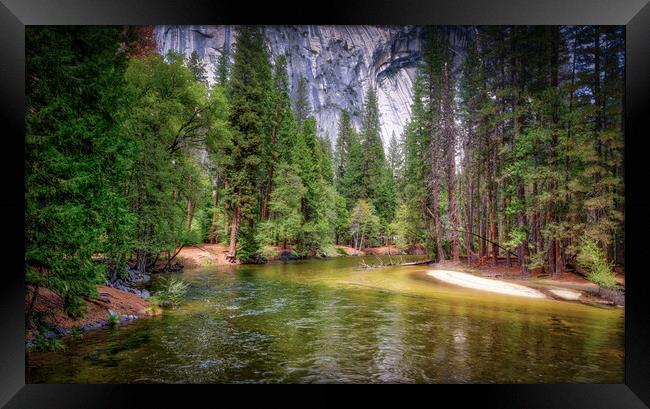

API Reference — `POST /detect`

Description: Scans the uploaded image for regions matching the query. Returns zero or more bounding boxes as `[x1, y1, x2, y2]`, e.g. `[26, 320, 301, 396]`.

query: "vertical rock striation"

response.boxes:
[156, 25, 468, 147]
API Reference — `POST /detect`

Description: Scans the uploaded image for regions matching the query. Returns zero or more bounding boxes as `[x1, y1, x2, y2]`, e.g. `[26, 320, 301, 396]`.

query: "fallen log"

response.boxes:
[423, 208, 518, 258]
[359, 259, 432, 269]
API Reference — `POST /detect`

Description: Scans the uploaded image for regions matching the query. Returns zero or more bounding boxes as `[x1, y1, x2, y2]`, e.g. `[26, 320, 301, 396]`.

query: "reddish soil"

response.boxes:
[177, 243, 410, 266]
[363, 245, 403, 256]
[336, 245, 420, 256]
[470, 259, 624, 286]
[176, 243, 238, 268]
[336, 245, 365, 256]
[470, 260, 594, 285]
[28, 285, 154, 335]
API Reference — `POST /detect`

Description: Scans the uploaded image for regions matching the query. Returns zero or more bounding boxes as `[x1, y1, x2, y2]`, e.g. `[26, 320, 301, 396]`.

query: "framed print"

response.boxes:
[1, 0, 649, 407]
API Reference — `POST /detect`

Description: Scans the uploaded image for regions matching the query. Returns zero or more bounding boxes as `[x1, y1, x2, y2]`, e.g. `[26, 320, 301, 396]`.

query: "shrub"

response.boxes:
[107, 309, 119, 326]
[63, 293, 86, 319]
[577, 238, 617, 289]
[236, 225, 260, 263]
[152, 276, 190, 308]
[317, 244, 340, 258]
[32, 336, 67, 352]
[260, 245, 279, 260]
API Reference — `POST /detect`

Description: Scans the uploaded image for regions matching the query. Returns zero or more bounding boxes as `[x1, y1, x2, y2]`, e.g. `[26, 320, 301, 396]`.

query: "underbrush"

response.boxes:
[31, 336, 67, 353]
[260, 245, 279, 260]
[577, 238, 618, 289]
[149, 276, 190, 309]
[317, 244, 340, 258]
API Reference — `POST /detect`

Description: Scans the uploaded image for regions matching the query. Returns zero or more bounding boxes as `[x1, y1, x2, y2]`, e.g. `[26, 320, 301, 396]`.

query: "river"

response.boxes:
[26, 256, 624, 383]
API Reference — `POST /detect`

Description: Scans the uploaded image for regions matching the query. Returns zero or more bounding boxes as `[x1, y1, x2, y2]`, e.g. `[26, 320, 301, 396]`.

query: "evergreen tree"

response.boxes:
[340, 127, 364, 208]
[26, 27, 131, 319]
[334, 110, 355, 188]
[186, 50, 208, 85]
[222, 26, 273, 260]
[359, 87, 396, 225]
[420, 28, 448, 261]
[216, 27, 231, 87]
[293, 75, 311, 129]
[261, 55, 299, 220]
[386, 131, 404, 183]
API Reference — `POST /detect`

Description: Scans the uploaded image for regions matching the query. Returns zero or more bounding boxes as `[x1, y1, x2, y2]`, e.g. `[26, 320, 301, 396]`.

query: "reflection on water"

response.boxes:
[26, 256, 624, 383]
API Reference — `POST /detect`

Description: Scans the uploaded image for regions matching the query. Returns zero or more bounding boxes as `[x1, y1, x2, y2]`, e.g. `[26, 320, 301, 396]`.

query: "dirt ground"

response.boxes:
[336, 245, 364, 256]
[468, 258, 624, 287]
[177, 243, 412, 267]
[28, 285, 154, 335]
[362, 245, 405, 255]
[176, 243, 237, 268]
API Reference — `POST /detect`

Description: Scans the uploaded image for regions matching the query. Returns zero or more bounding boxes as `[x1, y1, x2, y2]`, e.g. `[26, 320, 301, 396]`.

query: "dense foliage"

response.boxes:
[399, 26, 624, 281]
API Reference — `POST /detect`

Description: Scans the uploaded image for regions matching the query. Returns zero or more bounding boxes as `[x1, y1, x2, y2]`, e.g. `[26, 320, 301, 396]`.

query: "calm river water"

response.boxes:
[26, 256, 624, 383]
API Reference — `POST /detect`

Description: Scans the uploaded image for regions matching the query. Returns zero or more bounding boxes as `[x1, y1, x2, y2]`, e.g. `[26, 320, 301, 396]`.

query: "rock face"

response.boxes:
[156, 25, 468, 147]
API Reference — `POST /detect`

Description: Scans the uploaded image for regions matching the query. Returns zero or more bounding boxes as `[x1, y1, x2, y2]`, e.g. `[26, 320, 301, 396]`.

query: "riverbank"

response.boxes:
[26, 285, 157, 348]
[427, 270, 547, 298]
[176, 243, 411, 268]
[427, 261, 624, 307]
[27, 256, 624, 384]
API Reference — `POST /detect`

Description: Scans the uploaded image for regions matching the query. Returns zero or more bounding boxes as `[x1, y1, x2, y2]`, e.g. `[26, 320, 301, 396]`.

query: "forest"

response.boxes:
[25, 25, 624, 321]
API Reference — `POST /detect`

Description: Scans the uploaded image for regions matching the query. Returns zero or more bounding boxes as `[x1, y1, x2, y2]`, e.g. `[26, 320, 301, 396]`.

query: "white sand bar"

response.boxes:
[427, 270, 547, 299]
[549, 289, 582, 300]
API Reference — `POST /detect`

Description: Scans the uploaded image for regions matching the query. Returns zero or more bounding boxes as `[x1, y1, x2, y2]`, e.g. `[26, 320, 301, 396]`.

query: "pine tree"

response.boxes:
[293, 76, 311, 129]
[26, 27, 132, 319]
[421, 28, 448, 261]
[386, 131, 404, 183]
[441, 60, 460, 261]
[261, 55, 298, 220]
[334, 110, 355, 192]
[340, 128, 364, 208]
[222, 26, 273, 260]
[358, 87, 395, 225]
[186, 50, 208, 85]
[215, 26, 231, 86]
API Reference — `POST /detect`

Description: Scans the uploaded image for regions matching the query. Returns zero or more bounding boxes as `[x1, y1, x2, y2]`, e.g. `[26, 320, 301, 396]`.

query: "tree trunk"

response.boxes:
[161, 244, 185, 271]
[479, 168, 487, 258]
[136, 250, 147, 275]
[504, 195, 511, 268]
[516, 183, 529, 273]
[186, 198, 193, 231]
[208, 188, 219, 244]
[429, 141, 445, 261]
[227, 205, 240, 260]
[262, 97, 281, 220]
[488, 145, 498, 265]
[25, 282, 40, 330]
[443, 62, 460, 262]
[464, 135, 474, 264]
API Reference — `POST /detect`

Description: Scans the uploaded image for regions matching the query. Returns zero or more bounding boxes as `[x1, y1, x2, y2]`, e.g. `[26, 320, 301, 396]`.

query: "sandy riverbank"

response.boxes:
[427, 267, 623, 306]
[427, 270, 547, 299]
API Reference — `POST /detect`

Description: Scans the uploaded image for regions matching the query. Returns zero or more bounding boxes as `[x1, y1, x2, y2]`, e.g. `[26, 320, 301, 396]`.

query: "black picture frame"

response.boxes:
[1, 0, 648, 407]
